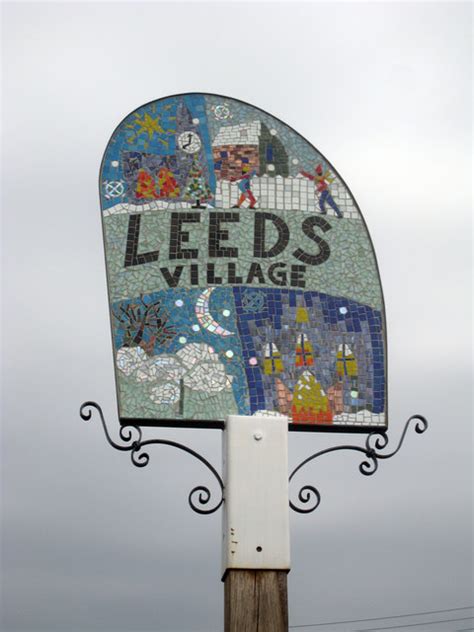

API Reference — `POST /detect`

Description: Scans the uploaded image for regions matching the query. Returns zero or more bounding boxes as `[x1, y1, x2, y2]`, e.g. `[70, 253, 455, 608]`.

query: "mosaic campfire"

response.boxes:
[100, 94, 386, 430]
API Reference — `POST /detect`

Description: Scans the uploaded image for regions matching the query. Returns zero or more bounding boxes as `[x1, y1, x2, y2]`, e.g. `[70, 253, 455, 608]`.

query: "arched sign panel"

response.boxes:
[100, 94, 387, 432]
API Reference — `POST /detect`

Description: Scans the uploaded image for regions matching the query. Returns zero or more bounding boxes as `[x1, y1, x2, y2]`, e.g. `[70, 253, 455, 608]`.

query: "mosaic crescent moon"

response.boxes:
[195, 288, 234, 337]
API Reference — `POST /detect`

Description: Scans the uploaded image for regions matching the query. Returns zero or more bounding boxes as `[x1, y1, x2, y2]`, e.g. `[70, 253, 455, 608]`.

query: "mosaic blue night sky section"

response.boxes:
[100, 93, 387, 431]
[233, 288, 384, 417]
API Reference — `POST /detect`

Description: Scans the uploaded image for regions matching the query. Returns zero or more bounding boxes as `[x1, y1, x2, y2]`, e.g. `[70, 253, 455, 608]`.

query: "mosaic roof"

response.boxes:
[100, 93, 386, 432]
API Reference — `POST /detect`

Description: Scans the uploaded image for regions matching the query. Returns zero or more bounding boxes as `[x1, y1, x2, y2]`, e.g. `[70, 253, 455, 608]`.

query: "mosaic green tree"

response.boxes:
[184, 157, 212, 208]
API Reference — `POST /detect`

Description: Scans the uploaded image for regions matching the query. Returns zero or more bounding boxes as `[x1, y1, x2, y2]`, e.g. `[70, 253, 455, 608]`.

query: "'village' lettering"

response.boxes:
[123, 210, 332, 289]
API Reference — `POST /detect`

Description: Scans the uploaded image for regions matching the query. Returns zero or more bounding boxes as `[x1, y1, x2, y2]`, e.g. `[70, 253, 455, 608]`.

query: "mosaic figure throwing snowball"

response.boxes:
[300, 163, 343, 218]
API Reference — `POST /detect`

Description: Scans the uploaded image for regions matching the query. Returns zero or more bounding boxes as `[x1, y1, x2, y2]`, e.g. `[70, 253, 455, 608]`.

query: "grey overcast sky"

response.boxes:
[1, 2, 472, 631]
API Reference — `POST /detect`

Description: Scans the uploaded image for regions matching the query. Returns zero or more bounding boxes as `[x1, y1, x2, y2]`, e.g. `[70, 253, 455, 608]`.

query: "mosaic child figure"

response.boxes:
[301, 164, 343, 218]
[231, 164, 257, 209]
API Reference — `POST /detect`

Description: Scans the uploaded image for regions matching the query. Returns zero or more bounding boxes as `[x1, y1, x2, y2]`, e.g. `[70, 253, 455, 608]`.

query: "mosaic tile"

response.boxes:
[100, 94, 387, 431]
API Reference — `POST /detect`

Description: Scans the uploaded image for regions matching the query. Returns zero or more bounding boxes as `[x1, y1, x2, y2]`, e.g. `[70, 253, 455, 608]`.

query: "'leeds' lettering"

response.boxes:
[292, 215, 332, 265]
[169, 212, 201, 260]
[124, 214, 160, 268]
[123, 210, 332, 287]
[253, 212, 290, 258]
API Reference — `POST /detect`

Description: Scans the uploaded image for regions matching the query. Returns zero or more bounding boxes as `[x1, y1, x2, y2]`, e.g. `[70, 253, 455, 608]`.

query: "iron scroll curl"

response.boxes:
[289, 414, 428, 513]
[79, 401, 224, 515]
[80, 403, 427, 516]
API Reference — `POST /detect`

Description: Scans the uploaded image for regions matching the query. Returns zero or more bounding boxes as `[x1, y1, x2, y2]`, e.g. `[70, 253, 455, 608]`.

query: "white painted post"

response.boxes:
[222, 414, 290, 632]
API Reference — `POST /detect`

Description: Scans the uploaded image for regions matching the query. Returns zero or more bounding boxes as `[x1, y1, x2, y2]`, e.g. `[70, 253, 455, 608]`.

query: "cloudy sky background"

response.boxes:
[2, 2, 472, 631]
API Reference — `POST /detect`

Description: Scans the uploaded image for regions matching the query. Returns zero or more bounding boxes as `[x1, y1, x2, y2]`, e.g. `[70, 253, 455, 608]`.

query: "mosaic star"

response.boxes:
[126, 108, 175, 149]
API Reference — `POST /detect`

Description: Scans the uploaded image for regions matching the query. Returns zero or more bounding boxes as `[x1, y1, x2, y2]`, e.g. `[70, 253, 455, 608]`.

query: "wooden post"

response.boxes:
[222, 415, 290, 632]
[224, 570, 288, 632]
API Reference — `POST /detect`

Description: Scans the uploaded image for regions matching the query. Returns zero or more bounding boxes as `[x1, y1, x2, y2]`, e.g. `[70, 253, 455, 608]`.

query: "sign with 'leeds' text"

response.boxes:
[100, 94, 387, 432]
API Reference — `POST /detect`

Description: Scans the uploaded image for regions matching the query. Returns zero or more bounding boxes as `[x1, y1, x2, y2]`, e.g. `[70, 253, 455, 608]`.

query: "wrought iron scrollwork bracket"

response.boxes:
[80, 402, 427, 517]
[79, 402, 224, 515]
[289, 414, 428, 513]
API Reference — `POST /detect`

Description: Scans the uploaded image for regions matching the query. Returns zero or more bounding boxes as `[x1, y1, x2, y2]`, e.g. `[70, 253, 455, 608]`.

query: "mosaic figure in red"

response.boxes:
[301, 164, 343, 218]
[231, 164, 257, 209]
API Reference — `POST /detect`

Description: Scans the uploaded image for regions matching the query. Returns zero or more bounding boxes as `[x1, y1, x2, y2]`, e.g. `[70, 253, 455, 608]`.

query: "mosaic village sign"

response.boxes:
[82, 94, 427, 632]
[100, 93, 386, 432]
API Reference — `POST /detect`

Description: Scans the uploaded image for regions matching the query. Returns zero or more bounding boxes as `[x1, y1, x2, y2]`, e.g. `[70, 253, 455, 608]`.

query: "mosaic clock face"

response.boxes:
[100, 93, 387, 432]
[177, 131, 202, 154]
